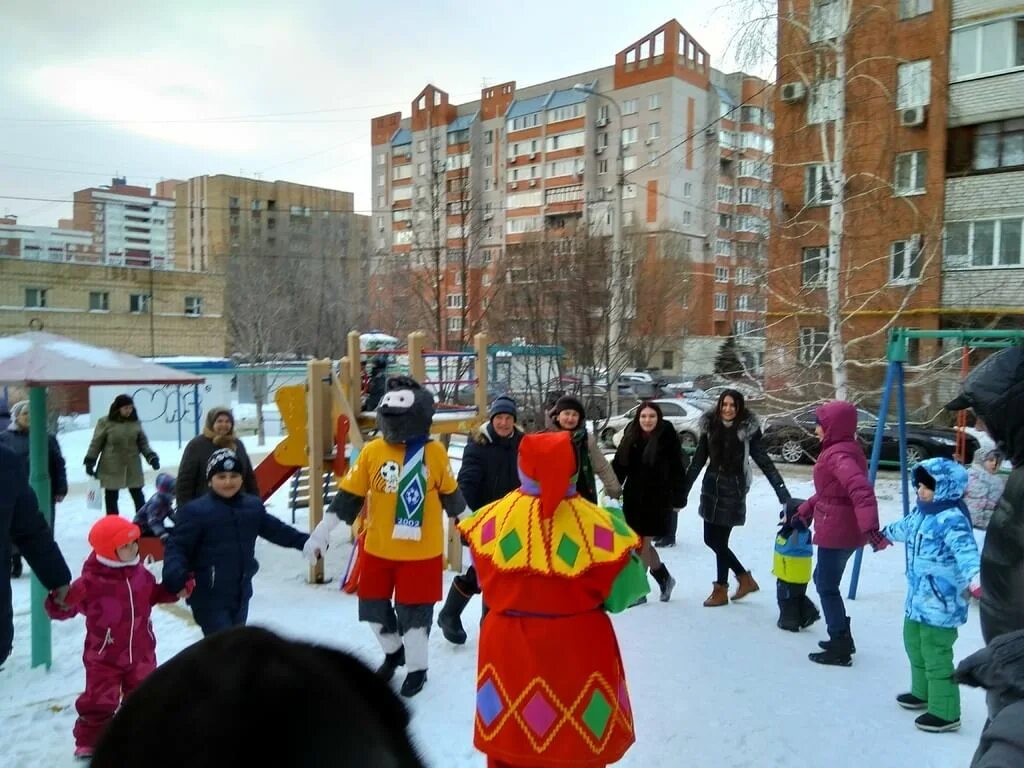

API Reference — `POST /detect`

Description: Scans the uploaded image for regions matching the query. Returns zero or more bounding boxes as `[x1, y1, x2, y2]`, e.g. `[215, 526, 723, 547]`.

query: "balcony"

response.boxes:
[949, 70, 1024, 128]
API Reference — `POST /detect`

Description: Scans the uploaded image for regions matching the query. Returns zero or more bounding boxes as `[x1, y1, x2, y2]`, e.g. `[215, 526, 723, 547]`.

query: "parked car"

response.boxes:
[601, 399, 706, 450]
[761, 406, 980, 466]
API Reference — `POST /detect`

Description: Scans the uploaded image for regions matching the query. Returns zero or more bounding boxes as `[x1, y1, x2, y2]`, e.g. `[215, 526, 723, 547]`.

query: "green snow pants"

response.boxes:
[903, 617, 959, 721]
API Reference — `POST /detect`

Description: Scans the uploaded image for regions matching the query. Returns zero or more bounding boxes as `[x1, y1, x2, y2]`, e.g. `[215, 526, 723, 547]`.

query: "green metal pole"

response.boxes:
[28, 386, 53, 670]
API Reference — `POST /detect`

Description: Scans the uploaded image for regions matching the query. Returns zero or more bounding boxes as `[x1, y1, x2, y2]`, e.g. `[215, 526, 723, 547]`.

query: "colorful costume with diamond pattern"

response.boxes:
[459, 431, 639, 767]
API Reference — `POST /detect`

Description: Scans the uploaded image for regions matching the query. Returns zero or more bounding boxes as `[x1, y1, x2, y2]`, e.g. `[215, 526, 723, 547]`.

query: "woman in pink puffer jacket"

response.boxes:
[795, 400, 883, 667]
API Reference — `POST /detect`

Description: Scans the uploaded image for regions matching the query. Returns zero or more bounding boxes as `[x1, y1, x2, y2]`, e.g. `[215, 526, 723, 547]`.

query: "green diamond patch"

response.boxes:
[581, 689, 612, 738]
[556, 533, 581, 567]
[499, 529, 523, 561]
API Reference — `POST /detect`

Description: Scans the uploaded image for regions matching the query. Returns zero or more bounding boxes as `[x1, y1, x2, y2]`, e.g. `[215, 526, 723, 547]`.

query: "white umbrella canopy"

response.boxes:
[0, 332, 204, 386]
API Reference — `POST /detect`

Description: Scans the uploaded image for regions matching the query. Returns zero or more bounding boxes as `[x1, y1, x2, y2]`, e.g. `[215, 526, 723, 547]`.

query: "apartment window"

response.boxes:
[736, 267, 754, 285]
[717, 184, 734, 203]
[716, 239, 733, 256]
[483, 130, 493, 144]
[890, 238, 923, 283]
[648, 122, 660, 139]
[945, 218, 1023, 268]
[683, 211, 692, 225]
[547, 103, 582, 123]
[24, 287, 47, 308]
[899, 0, 932, 18]
[376, 194, 385, 208]
[598, 159, 609, 174]
[376, 154, 386, 166]
[623, 155, 638, 172]
[392, 164, 412, 181]
[683, 181, 693, 198]
[715, 266, 729, 282]
[974, 119, 1024, 170]
[126, 294, 149, 314]
[184, 296, 203, 316]
[897, 60, 931, 109]
[448, 128, 470, 146]
[714, 293, 728, 311]
[446, 293, 464, 309]
[805, 165, 834, 205]
[799, 328, 831, 364]
[508, 112, 541, 132]
[894, 151, 927, 195]
[484, 154, 493, 168]
[736, 295, 752, 311]
[621, 127, 638, 145]
[482, 273, 492, 286]
[736, 320, 759, 335]
[88, 291, 110, 311]
[447, 316, 463, 333]
[951, 17, 1024, 81]
[719, 214, 733, 230]
[740, 106, 762, 125]
[228, 196, 240, 209]
[720, 130, 736, 148]
[545, 131, 584, 152]
[802, 246, 827, 286]
[623, 210, 635, 226]
[810, 0, 842, 42]
[649, 93, 661, 110]
[738, 187, 765, 205]
[808, 79, 841, 124]
[417, 162, 426, 176]
[622, 99, 638, 115]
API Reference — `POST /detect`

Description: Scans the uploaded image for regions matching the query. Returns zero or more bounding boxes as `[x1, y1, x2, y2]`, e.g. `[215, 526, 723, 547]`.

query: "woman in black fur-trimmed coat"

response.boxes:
[682, 389, 790, 607]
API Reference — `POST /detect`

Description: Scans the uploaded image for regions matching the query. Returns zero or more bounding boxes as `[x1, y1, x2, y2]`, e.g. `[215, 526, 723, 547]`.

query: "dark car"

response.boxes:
[762, 406, 980, 467]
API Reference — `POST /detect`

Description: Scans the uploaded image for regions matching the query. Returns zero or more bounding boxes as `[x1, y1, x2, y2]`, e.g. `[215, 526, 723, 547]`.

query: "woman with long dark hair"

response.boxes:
[612, 401, 687, 602]
[683, 389, 790, 607]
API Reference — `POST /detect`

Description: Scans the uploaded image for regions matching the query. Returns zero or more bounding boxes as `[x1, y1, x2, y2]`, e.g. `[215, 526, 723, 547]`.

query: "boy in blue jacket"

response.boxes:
[874, 457, 981, 733]
[162, 449, 319, 636]
[774, 498, 820, 632]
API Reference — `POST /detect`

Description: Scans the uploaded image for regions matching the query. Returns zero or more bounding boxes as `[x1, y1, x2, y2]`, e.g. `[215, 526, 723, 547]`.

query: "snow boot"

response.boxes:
[376, 647, 406, 682]
[896, 693, 928, 710]
[809, 630, 854, 666]
[818, 618, 857, 654]
[400, 670, 428, 698]
[651, 564, 676, 602]
[11, 555, 22, 579]
[777, 598, 801, 632]
[437, 581, 472, 645]
[732, 571, 760, 601]
[703, 582, 729, 607]
[914, 713, 960, 732]
[799, 597, 821, 629]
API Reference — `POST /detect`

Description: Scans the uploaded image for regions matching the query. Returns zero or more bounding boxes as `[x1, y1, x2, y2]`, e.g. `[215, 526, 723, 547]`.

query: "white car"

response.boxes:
[600, 399, 706, 451]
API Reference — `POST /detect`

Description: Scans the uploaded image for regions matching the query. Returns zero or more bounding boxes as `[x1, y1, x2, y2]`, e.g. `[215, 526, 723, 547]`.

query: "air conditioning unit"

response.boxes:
[509, 156, 517, 164]
[511, 182, 518, 189]
[595, 146, 606, 155]
[900, 106, 926, 128]
[529, 152, 536, 160]
[780, 82, 807, 103]
[483, 213, 494, 221]
[705, 128, 716, 138]
[529, 179, 538, 187]
[595, 117, 609, 127]
[645, 138, 654, 145]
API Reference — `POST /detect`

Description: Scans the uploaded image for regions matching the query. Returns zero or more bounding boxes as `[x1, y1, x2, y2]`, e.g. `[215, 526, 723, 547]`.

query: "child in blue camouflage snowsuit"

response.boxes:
[876, 457, 981, 733]
[133, 473, 176, 541]
[773, 498, 820, 631]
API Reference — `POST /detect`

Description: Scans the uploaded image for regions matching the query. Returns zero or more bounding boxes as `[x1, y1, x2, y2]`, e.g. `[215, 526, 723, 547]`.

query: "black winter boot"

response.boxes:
[799, 597, 821, 629]
[777, 598, 801, 632]
[650, 564, 676, 602]
[809, 630, 854, 666]
[400, 670, 428, 698]
[437, 581, 473, 645]
[818, 618, 856, 654]
[376, 647, 406, 681]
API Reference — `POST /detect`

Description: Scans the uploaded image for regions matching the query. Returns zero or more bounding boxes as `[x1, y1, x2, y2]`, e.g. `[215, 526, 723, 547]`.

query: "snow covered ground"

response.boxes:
[1, 429, 989, 767]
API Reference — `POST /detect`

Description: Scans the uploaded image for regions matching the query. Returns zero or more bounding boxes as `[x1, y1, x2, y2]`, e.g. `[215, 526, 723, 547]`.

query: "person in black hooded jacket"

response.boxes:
[956, 628, 1024, 767]
[946, 346, 1024, 652]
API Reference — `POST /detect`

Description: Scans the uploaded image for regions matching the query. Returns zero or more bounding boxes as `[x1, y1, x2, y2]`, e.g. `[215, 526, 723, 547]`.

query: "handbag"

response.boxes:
[600, 502, 649, 613]
[86, 479, 103, 511]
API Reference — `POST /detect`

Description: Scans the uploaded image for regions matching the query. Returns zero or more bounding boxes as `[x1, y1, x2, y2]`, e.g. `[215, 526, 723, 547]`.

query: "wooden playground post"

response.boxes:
[347, 330, 362, 411]
[473, 332, 489, 416]
[408, 331, 427, 382]
[306, 358, 332, 584]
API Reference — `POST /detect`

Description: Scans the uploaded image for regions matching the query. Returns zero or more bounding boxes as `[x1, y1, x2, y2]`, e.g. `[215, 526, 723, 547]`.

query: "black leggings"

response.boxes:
[105, 488, 145, 516]
[703, 522, 746, 584]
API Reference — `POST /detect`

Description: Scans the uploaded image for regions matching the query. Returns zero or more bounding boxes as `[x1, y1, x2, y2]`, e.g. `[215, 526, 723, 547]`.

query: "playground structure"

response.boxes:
[848, 327, 1024, 600]
[252, 330, 490, 582]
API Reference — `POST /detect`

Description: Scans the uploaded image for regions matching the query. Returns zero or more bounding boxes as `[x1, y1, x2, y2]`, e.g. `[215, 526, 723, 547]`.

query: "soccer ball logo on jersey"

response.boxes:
[377, 461, 400, 493]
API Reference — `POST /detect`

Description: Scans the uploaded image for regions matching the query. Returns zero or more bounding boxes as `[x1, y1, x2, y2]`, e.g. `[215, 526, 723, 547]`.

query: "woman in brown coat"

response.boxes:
[175, 407, 258, 509]
[84, 395, 159, 516]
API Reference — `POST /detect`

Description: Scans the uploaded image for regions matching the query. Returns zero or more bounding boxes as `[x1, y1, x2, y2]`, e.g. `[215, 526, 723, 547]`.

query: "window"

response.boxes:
[738, 187, 766, 205]
[24, 287, 47, 308]
[717, 184, 734, 203]
[547, 103, 582, 123]
[483, 130, 493, 144]
[508, 112, 541, 132]
[623, 155, 638, 172]
[648, 122, 660, 139]
[899, 0, 932, 19]
[129, 294, 150, 313]
[974, 120, 1024, 170]
[683, 210, 692, 225]
[714, 293, 728, 311]
[447, 317, 463, 333]
[799, 328, 831, 364]
[716, 239, 733, 256]
[648, 151, 659, 167]
[622, 99, 638, 115]
[446, 293, 464, 309]
[623, 210, 635, 226]
[715, 266, 729, 283]
[545, 131, 584, 152]
[417, 162, 426, 176]
[376, 154, 386, 166]
[661, 350, 673, 369]
[736, 320, 760, 336]
[802, 247, 827, 286]
[376, 194, 385, 208]
[805, 165, 834, 205]
[945, 218, 1023, 268]
[649, 93, 661, 110]
[621, 127, 638, 145]
[184, 296, 203, 316]
[392, 186, 412, 202]
[740, 106, 762, 124]
[894, 151, 927, 195]
[719, 214, 733, 229]
[598, 159, 608, 174]
[736, 267, 754, 285]
[506, 217, 541, 234]
[808, 79, 841, 124]
[720, 130, 736, 147]
[684, 181, 693, 198]
[810, 0, 842, 42]
[416, 140, 426, 153]
[377, 173, 385, 187]
[951, 17, 1024, 81]
[448, 128, 470, 146]
[392, 164, 412, 181]
[736, 295, 752, 311]
[545, 185, 583, 204]
[897, 60, 931, 109]
[88, 291, 109, 311]
[737, 216, 768, 234]
[890, 238, 923, 283]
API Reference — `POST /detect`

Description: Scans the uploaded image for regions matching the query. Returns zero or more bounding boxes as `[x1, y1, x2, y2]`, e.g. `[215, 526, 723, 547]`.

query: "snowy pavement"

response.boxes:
[1, 430, 988, 767]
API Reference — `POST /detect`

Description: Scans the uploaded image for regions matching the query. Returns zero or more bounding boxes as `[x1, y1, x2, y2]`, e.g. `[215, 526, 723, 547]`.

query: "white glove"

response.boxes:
[304, 515, 341, 564]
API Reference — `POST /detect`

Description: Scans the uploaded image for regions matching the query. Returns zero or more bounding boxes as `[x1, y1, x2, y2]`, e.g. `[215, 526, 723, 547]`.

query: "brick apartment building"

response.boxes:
[767, 0, 1024, 401]
[369, 19, 772, 375]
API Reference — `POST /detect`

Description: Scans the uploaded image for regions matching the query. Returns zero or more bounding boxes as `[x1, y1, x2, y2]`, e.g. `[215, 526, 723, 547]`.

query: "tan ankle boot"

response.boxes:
[732, 571, 760, 601]
[703, 582, 729, 607]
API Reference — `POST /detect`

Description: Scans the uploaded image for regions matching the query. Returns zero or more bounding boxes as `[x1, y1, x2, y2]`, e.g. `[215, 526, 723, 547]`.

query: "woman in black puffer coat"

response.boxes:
[613, 401, 687, 602]
[683, 389, 790, 607]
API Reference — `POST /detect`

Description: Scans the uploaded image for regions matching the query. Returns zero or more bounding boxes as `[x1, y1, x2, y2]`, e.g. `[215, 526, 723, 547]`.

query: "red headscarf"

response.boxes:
[517, 431, 578, 519]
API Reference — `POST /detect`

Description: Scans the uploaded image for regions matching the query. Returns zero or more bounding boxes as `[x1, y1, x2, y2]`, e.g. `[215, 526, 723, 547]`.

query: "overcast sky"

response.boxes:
[0, 0, 752, 224]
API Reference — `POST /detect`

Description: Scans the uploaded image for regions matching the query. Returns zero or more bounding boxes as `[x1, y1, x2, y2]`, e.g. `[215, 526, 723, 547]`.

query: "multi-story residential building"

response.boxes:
[0, 216, 94, 262]
[767, 0, 1024, 401]
[71, 178, 180, 268]
[369, 19, 771, 374]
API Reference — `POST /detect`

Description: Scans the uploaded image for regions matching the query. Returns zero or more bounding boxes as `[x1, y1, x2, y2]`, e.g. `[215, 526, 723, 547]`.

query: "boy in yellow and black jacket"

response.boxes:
[774, 498, 821, 632]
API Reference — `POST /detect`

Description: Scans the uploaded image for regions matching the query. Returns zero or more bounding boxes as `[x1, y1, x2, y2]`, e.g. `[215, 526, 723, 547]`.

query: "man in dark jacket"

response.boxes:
[1, 445, 72, 668]
[0, 400, 68, 577]
[437, 395, 523, 645]
[955, 628, 1024, 767]
[946, 346, 1024, 649]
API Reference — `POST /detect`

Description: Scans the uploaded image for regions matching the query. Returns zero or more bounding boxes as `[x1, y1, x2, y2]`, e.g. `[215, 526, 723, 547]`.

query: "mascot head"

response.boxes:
[377, 375, 434, 444]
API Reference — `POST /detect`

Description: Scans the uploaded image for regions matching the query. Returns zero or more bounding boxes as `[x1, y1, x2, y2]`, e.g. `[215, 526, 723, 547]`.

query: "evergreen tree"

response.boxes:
[714, 335, 744, 380]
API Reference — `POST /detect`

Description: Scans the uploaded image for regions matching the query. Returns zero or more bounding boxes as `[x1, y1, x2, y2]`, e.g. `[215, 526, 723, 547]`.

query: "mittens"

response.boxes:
[305, 515, 341, 563]
[148, 454, 160, 470]
[868, 529, 891, 552]
[302, 537, 322, 565]
[84, 459, 97, 477]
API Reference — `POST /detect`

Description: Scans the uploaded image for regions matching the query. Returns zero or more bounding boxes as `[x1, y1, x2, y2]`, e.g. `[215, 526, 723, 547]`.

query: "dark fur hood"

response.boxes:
[698, 410, 760, 441]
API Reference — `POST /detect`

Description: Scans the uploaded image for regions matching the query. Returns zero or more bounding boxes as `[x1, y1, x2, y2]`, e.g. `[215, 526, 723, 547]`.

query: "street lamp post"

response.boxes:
[574, 84, 625, 400]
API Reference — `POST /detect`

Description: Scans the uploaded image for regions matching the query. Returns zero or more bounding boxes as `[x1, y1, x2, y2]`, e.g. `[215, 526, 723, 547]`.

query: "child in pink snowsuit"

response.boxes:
[45, 516, 191, 759]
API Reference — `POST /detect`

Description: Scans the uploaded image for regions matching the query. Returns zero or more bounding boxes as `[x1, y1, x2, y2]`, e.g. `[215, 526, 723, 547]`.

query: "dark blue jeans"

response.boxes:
[191, 600, 250, 637]
[813, 547, 855, 636]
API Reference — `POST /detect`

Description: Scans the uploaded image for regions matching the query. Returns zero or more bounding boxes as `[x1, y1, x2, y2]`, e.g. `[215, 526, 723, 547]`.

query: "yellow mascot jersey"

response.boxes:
[340, 438, 457, 561]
